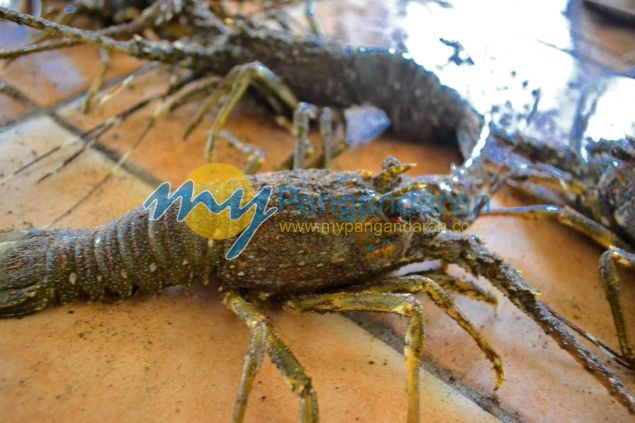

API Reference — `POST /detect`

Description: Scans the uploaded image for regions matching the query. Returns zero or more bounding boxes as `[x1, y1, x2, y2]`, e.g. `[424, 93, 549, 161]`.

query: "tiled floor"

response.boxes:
[0, 1, 634, 422]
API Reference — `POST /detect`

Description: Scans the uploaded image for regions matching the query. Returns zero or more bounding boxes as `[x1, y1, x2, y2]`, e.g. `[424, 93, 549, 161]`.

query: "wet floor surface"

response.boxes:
[0, 1, 634, 422]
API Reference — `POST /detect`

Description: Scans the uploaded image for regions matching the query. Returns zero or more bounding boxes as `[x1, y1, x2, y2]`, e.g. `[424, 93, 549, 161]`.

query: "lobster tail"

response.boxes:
[0, 229, 64, 316]
[0, 207, 215, 317]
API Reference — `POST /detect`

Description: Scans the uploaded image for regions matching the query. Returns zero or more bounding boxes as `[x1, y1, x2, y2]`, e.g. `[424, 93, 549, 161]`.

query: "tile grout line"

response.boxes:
[49, 111, 162, 188]
[0, 77, 162, 189]
[0, 66, 154, 129]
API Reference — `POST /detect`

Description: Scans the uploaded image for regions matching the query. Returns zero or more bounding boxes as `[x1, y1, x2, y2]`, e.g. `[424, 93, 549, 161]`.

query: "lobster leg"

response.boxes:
[486, 204, 630, 250]
[305, 0, 324, 38]
[284, 289, 424, 423]
[345, 271, 498, 305]
[182, 61, 298, 162]
[422, 231, 635, 412]
[223, 291, 319, 423]
[485, 204, 635, 364]
[209, 129, 266, 175]
[476, 152, 587, 199]
[283, 276, 504, 423]
[281, 103, 344, 170]
[82, 48, 111, 113]
[0, 1, 185, 60]
[416, 272, 498, 305]
[176, 60, 344, 172]
[291, 102, 318, 169]
[600, 248, 635, 366]
[0, 1, 81, 65]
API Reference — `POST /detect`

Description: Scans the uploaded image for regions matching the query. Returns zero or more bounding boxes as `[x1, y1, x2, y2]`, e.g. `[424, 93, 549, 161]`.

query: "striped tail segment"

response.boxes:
[0, 206, 215, 317]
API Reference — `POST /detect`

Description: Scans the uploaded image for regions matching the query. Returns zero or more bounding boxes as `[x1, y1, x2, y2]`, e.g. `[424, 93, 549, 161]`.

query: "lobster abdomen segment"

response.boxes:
[0, 207, 213, 317]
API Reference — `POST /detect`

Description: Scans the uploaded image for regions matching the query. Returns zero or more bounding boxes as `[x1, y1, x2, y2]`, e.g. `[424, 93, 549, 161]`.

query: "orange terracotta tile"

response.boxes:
[1, 2, 635, 422]
[0, 115, 150, 229]
[0, 42, 143, 107]
[571, 1, 635, 71]
[0, 286, 499, 422]
[0, 19, 33, 51]
[0, 91, 30, 126]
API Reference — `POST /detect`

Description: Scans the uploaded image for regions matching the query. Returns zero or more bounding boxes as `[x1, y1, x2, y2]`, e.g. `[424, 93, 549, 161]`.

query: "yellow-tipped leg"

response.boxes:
[177, 61, 299, 168]
[284, 290, 425, 423]
[82, 48, 111, 113]
[600, 248, 635, 366]
[317, 275, 503, 390]
[419, 272, 498, 306]
[305, 0, 324, 38]
[223, 292, 319, 423]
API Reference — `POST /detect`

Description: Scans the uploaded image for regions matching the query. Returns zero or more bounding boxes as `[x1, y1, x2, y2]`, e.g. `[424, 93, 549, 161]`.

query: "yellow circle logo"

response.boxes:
[183, 163, 255, 239]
